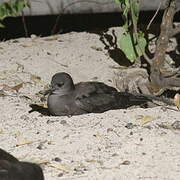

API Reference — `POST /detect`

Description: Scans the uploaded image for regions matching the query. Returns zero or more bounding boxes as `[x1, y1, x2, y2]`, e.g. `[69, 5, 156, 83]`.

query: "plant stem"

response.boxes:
[130, 0, 152, 65]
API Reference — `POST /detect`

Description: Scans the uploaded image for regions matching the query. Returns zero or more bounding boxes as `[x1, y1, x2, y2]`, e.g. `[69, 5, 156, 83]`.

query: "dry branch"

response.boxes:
[149, 0, 180, 94]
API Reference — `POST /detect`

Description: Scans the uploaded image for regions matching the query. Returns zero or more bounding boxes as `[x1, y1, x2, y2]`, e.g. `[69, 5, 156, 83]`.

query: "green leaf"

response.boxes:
[13, 0, 28, 14]
[117, 32, 147, 62]
[114, 0, 125, 5]
[0, 22, 5, 28]
[131, 1, 140, 22]
[133, 1, 140, 18]
[0, 0, 29, 28]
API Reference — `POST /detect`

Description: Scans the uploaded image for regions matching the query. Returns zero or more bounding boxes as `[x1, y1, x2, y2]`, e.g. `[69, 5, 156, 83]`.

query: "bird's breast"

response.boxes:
[47, 94, 71, 116]
[47, 94, 85, 116]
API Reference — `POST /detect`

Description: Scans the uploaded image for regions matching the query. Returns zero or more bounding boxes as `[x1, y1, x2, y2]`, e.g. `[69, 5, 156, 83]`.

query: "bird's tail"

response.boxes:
[117, 92, 174, 108]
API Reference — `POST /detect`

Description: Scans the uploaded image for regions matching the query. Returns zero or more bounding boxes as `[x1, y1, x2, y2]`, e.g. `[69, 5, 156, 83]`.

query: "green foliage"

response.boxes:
[118, 32, 147, 62]
[115, 0, 147, 62]
[0, 0, 29, 28]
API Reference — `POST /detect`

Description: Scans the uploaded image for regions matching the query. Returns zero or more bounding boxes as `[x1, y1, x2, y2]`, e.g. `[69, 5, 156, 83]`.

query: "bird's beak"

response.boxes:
[39, 86, 55, 96]
[43, 88, 52, 95]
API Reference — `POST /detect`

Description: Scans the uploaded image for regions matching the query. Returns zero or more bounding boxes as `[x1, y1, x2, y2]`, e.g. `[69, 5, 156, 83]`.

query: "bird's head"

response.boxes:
[48, 72, 75, 95]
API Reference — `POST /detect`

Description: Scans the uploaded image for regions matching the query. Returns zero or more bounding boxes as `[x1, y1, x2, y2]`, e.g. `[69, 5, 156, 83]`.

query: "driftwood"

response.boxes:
[149, 0, 180, 95]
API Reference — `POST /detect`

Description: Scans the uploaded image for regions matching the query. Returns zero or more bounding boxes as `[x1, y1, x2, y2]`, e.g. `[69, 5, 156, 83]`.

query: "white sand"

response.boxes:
[0, 30, 180, 180]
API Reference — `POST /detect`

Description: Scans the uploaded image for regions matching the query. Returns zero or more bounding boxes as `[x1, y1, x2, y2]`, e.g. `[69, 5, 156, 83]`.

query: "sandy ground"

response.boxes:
[0, 28, 180, 180]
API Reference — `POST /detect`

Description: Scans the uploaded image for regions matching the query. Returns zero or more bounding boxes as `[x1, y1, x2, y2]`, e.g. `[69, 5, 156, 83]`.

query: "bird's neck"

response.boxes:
[52, 85, 75, 96]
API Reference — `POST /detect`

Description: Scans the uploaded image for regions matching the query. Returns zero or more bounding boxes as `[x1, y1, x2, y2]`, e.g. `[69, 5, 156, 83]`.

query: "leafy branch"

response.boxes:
[0, 0, 29, 28]
[115, 0, 147, 62]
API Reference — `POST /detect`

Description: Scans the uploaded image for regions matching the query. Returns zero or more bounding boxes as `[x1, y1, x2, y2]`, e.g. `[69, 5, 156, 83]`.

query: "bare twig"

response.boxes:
[21, 11, 28, 37]
[130, 0, 152, 65]
[147, 2, 162, 30]
[51, 14, 62, 35]
[51, 0, 113, 34]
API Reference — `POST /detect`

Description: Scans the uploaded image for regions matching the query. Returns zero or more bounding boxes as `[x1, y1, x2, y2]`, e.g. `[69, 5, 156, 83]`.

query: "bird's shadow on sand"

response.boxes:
[29, 104, 50, 116]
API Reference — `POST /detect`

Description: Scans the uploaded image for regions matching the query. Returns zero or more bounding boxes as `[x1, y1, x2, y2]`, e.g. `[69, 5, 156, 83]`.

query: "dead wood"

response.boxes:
[148, 0, 180, 95]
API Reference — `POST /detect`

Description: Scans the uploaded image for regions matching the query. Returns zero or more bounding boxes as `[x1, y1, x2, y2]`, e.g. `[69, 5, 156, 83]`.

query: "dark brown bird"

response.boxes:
[46, 72, 173, 116]
[0, 148, 44, 180]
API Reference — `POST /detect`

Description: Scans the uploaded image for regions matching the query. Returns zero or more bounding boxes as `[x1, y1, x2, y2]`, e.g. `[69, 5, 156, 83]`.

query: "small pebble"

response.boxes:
[172, 121, 180, 130]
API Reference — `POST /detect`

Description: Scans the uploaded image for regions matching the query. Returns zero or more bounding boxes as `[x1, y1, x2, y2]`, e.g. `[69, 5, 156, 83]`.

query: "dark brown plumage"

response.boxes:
[47, 72, 173, 116]
[0, 148, 44, 180]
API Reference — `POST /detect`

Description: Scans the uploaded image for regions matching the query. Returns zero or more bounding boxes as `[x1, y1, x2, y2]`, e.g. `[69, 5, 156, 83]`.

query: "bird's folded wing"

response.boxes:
[75, 82, 117, 99]
[75, 93, 120, 113]
[75, 82, 97, 99]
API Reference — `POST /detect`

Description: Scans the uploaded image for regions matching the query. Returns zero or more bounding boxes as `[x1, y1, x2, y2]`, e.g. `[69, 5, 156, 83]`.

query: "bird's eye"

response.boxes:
[57, 82, 64, 87]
